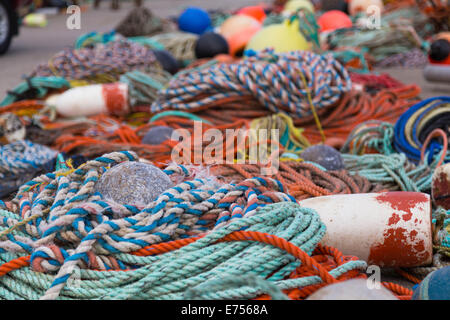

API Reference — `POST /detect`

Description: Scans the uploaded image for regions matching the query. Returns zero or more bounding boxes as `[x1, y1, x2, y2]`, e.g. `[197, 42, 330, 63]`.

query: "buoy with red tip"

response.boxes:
[47, 83, 129, 118]
[298, 192, 433, 267]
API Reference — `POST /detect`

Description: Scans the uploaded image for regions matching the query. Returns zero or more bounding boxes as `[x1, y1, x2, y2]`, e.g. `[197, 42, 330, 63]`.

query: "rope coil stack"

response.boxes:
[151, 49, 352, 119]
[0, 151, 373, 300]
[1, 1, 449, 301]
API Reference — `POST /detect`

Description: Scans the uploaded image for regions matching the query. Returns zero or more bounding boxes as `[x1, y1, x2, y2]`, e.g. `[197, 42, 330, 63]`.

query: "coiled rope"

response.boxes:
[211, 161, 384, 201]
[30, 40, 162, 84]
[394, 96, 450, 164]
[0, 151, 373, 300]
[151, 49, 352, 120]
[0, 140, 57, 198]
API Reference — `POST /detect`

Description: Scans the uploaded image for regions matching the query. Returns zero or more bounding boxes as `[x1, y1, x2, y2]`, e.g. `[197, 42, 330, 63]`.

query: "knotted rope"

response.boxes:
[151, 49, 352, 120]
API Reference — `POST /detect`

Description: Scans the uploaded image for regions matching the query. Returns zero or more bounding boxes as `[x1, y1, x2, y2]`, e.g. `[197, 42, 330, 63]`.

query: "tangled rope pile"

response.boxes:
[325, 27, 427, 64]
[211, 161, 384, 201]
[148, 32, 198, 63]
[375, 48, 429, 68]
[394, 96, 450, 164]
[151, 49, 352, 119]
[115, 7, 171, 38]
[119, 69, 172, 107]
[0, 151, 377, 300]
[296, 85, 421, 145]
[30, 40, 162, 83]
[0, 140, 57, 198]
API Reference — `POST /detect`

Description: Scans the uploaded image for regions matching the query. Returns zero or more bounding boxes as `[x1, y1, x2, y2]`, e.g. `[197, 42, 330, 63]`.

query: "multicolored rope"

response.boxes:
[151, 49, 352, 120]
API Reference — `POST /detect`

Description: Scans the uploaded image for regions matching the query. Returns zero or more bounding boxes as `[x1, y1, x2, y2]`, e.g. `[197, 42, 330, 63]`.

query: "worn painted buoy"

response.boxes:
[298, 192, 433, 267]
[412, 266, 450, 300]
[0, 113, 25, 145]
[94, 162, 173, 207]
[153, 49, 180, 74]
[432, 163, 450, 209]
[195, 32, 229, 58]
[300, 145, 344, 170]
[307, 279, 398, 300]
[178, 7, 211, 35]
[49, 83, 129, 118]
[142, 126, 174, 145]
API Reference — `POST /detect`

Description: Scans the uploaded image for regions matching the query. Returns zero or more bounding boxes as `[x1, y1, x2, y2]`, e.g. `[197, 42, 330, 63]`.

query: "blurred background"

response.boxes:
[0, 0, 267, 92]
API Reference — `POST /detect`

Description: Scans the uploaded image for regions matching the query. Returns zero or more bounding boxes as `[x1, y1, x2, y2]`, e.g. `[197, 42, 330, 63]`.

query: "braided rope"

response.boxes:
[151, 49, 352, 119]
[0, 201, 369, 300]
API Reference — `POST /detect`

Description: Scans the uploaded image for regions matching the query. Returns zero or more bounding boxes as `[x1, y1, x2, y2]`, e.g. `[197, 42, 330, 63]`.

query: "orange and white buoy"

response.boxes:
[48, 83, 129, 118]
[299, 192, 432, 267]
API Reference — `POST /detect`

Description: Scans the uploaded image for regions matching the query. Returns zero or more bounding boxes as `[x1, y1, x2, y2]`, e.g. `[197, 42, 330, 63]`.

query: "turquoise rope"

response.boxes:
[0, 77, 70, 106]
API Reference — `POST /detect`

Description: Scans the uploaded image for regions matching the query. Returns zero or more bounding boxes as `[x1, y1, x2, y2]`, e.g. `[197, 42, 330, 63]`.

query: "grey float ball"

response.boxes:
[142, 126, 174, 145]
[300, 145, 344, 170]
[94, 162, 173, 206]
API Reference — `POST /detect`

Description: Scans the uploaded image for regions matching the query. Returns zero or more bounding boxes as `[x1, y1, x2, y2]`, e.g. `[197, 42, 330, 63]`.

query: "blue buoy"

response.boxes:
[178, 7, 211, 35]
[412, 266, 450, 300]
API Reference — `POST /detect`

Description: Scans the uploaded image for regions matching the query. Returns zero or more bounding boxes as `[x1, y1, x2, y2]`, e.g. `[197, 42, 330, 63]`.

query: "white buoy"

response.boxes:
[298, 192, 432, 267]
[50, 83, 129, 118]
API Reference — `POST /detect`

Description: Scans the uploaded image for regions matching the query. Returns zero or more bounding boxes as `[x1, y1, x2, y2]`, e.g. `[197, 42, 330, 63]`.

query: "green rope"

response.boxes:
[0, 202, 366, 300]
[0, 77, 70, 107]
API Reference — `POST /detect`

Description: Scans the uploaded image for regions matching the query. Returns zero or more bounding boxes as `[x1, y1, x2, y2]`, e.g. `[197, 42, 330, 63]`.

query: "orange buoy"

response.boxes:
[317, 10, 352, 32]
[237, 5, 267, 23]
[219, 15, 262, 56]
